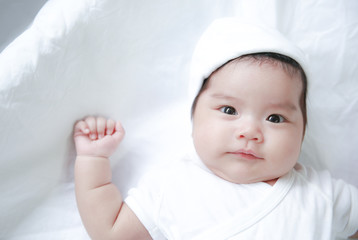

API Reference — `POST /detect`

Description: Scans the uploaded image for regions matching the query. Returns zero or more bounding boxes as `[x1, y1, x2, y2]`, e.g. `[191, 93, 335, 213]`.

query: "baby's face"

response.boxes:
[192, 60, 304, 185]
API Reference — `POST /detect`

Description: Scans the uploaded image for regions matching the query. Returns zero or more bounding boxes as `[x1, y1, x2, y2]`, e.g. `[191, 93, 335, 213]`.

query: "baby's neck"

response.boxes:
[264, 178, 278, 186]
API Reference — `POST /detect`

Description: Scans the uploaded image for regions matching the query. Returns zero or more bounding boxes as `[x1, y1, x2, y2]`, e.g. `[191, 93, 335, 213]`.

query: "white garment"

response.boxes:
[125, 156, 358, 240]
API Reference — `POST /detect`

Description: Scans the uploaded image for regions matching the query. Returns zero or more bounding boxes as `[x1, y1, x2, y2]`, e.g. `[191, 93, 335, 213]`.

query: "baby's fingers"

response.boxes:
[84, 116, 97, 139]
[96, 117, 106, 139]
[112, 121, 125, 142]
[106, 119, 115, 135]
[74, 120, 90, 137]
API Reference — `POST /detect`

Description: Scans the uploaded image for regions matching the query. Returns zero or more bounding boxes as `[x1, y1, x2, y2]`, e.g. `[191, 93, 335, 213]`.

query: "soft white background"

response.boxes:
[0, 0, 357, 239]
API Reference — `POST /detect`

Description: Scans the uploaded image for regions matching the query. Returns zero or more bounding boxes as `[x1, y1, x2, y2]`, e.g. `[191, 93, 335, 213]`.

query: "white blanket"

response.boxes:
[1, 0, 357, 239]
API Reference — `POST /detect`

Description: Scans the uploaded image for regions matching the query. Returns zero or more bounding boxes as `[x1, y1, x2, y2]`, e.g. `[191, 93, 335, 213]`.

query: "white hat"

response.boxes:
[188, 18, 309, 111]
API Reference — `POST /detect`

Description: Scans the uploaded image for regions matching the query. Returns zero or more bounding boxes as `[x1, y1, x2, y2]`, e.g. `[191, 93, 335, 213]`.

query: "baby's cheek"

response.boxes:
[280, 137, 301, 164]
[193, 130, 218, 162]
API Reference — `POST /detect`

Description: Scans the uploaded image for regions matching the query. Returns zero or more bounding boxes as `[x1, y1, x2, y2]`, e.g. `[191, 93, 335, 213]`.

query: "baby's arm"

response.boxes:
[74, 117, 151, 240]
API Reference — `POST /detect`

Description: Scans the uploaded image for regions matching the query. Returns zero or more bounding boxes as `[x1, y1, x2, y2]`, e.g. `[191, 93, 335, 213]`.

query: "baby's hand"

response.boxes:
[73, 117, 125, 158]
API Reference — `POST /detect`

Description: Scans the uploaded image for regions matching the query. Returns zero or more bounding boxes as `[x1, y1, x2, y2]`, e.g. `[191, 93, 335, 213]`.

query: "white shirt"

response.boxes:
[125, 156, 358, 240]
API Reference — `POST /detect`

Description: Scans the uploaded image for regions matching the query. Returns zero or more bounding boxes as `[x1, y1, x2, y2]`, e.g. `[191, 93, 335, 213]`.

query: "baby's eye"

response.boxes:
[220, 106, 238, 115]
[267, 114, 285, 123]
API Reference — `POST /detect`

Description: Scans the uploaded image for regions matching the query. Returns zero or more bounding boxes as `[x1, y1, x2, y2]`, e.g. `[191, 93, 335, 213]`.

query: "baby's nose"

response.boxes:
[236, 120, 263, 143]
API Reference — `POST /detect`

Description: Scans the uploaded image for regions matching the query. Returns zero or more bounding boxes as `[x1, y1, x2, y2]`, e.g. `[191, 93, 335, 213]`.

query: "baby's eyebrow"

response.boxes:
[210, 93, 240, 102]
[267, 102, 298, 112]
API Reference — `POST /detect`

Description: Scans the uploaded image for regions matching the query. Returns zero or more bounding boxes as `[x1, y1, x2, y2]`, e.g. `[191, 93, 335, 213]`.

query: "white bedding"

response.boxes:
[0, 0, 357, 239]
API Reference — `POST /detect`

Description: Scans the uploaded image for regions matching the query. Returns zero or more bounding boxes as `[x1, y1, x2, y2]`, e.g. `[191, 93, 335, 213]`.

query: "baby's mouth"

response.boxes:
[228, 149, 264, 160]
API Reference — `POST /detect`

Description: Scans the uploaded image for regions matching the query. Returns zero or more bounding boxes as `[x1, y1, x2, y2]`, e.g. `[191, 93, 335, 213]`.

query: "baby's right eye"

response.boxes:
[220, 106, 238, 115]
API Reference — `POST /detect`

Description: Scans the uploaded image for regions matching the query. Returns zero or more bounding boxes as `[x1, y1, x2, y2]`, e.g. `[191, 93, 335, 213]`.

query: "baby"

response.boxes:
[74, 19, 358, 239]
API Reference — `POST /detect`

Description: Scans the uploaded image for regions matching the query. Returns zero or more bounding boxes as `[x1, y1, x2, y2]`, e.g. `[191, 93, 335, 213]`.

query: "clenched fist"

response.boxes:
[74, 116, 125, 158]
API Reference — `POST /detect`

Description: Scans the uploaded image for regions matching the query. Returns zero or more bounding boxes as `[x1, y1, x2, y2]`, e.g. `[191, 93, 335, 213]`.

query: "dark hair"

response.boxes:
[191, 52, 308, 135]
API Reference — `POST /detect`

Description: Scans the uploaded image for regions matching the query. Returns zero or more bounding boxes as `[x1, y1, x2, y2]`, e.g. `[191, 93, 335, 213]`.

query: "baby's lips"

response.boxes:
[229, 149, 264, 159]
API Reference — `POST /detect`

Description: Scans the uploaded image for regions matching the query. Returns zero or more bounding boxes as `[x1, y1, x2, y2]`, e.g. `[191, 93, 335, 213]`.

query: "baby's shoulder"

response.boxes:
[292, 163, 357, 201]
[293, 163, 332, 184]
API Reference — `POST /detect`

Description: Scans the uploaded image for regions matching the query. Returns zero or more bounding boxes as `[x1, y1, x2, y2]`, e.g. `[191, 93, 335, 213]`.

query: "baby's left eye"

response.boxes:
[267, 114, 285, 123]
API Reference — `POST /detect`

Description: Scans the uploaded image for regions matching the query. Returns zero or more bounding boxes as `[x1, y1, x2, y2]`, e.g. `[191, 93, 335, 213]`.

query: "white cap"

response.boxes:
[188, 18, 309, 112]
